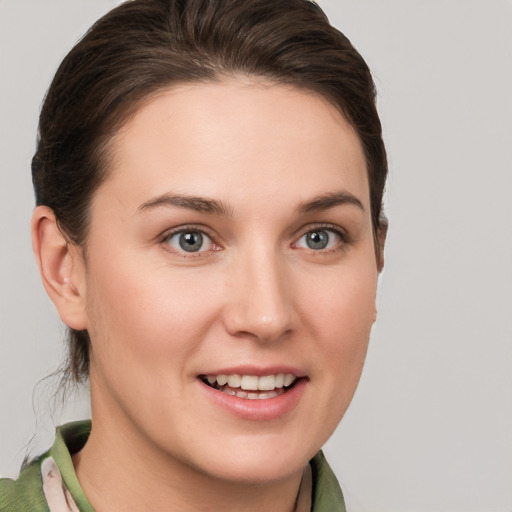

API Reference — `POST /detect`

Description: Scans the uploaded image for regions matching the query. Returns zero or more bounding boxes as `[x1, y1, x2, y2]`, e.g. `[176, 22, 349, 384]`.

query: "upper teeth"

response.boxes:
[206, 374, 297, 390]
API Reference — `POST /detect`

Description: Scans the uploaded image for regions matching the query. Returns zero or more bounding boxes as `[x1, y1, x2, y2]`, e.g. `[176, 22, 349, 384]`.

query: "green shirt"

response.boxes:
[0, 421, 346, 511]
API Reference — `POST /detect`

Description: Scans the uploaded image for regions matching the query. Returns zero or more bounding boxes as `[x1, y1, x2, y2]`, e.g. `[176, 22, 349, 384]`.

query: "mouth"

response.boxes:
[200, 373, 299, 400]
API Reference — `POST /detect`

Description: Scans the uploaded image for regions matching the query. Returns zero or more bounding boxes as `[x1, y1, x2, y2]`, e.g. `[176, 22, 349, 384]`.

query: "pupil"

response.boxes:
[179, 232, 203, 252]
[307, 230, 328, 250]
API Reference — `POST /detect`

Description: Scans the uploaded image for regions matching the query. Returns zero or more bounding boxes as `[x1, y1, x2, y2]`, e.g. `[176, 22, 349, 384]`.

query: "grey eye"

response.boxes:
[166, 230, 213, 253]
[296, 228, 341, 251]
[179, 231, 203, 252]
[305, 230, 329, 250]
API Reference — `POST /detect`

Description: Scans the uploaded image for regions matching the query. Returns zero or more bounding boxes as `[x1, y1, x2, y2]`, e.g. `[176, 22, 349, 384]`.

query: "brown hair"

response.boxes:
[32, 0, 388, 384]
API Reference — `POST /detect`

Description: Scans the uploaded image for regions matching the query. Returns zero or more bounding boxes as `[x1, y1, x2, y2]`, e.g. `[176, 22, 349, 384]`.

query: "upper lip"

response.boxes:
[197, 365, 307, 378]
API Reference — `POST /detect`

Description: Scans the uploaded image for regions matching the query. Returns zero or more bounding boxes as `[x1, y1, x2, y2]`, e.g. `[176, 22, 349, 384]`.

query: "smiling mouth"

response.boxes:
[200, 373, 299, 400]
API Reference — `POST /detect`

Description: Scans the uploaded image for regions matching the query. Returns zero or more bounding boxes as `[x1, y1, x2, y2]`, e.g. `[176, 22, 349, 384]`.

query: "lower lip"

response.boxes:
[198, 378, 307, 421]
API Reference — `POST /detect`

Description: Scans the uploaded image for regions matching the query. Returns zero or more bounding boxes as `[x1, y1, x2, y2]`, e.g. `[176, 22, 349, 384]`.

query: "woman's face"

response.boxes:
[78, 79, 379, 483]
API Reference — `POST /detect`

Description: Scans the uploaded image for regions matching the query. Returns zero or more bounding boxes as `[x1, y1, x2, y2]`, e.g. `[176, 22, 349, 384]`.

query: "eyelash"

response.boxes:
[159, 223, 350, 257]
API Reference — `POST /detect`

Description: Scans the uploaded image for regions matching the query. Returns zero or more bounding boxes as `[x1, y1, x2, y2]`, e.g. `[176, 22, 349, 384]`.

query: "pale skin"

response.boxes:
[32, 79, 385, 512]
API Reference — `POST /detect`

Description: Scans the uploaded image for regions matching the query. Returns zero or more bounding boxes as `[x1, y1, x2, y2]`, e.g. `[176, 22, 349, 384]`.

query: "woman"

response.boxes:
[0, 0, 387, 510]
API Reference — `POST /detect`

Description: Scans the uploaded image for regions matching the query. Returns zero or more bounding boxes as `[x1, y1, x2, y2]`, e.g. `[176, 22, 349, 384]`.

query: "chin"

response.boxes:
[203, 457, 306, 485]
[186, 432, 318, 485]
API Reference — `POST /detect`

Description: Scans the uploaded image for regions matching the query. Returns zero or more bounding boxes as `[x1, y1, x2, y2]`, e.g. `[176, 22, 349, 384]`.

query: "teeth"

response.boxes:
[227, 374, 241, 388]
[204, 373, 297, 392]
[241, 375, 259, 390]
[217, 374, 228, 386]
[275, 373, 285, 388]
[284, 374, 295, 387]
[259, 391, 278, 399]
[258, 375, 276, 391]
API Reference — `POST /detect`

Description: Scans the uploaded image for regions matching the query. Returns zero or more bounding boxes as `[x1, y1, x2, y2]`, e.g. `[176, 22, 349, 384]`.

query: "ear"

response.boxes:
[376, 215, 388, 273]
[31, 206, 88, 330]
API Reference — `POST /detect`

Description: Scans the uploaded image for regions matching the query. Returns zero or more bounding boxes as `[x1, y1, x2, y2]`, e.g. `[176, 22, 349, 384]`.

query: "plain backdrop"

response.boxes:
[1, 1, 511, 511]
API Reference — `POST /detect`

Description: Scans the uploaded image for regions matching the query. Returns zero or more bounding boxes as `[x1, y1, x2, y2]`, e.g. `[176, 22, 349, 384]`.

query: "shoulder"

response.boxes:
[0, 420, 92, 512]
[0, 454, 49, 512]
[310, 451, 347, 512]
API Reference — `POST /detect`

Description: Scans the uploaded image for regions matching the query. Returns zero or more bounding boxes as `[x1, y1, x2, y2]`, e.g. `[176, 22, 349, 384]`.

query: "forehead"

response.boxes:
[101, 79, 369, 212]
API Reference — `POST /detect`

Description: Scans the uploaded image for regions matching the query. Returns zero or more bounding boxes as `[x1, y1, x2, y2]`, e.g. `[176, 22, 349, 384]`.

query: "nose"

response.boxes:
[223, 248, 295, 343]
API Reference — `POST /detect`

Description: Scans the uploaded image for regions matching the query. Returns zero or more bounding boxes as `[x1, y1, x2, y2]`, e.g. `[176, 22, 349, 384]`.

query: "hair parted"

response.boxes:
[32, 0, 388, 384]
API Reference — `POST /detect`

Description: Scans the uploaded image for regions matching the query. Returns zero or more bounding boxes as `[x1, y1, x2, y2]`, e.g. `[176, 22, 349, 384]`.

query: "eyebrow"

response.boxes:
[138, 190, 363, 217]
[297, 191, 365, 214]
[137, 193, 232, 216]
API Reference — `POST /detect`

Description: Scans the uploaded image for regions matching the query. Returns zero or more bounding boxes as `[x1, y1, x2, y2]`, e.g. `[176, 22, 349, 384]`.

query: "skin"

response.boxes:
[33, 79, 384, 512]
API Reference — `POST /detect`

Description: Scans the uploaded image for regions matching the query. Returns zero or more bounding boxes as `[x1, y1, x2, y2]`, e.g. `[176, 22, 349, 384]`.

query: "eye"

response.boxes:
[164, 230, 214, 253]
[295, 228, 342, 251]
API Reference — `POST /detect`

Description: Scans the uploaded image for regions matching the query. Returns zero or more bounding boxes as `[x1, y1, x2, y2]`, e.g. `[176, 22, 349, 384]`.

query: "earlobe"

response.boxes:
[31, 206, 88, 330]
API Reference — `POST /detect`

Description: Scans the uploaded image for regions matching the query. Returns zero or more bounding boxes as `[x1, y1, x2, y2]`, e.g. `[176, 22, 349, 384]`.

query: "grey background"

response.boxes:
[1, 1, 511, 511]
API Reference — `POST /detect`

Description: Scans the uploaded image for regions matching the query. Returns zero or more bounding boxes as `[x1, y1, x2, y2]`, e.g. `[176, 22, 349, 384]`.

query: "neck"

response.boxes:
[73, 414, 306, 512]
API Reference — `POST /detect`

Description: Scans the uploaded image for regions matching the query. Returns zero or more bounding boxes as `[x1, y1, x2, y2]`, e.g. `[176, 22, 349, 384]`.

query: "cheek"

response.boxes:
[83, 255, 227, 434]
[83, 250, 221, 380]
[303, 259, 378, 426]
[307, 259, 378, 345]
